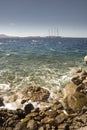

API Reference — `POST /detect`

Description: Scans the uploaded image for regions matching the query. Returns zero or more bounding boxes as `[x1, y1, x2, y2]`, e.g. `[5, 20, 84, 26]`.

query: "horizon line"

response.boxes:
[0, 33, 87, 38]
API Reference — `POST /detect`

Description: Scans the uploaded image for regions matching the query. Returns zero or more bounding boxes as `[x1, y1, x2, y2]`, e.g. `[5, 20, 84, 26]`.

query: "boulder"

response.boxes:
[11, 86, 50, 102]
[62, 82, 77, 98]
[24, 86, 50, 101]
[63, 92, 87, 113]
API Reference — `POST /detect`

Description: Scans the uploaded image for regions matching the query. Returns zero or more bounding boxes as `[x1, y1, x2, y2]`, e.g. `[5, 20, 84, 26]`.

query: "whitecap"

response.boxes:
[6, 53, 11, 56]
[0, 84, 10, 90]
[2, 99, 22, 110]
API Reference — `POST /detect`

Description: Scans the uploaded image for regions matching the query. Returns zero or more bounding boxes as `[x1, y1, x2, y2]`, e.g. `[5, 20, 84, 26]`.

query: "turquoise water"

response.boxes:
[0, 37, 87, 92]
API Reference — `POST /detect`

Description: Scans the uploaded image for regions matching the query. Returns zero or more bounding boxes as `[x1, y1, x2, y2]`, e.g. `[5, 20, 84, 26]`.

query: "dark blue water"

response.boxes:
[0, 37, 87, 91]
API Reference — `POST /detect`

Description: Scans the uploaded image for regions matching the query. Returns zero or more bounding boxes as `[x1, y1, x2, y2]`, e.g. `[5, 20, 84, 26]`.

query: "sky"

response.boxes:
[0, 0, 87, 37]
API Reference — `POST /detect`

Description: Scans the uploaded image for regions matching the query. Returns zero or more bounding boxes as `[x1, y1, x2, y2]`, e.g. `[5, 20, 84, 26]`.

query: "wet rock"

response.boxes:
[70, 67, 82, 74]
[76, 84, 85, 92]
[24, 103, 34, 114]
[72, 76, 83, 85]
[21, 99, 26, 104]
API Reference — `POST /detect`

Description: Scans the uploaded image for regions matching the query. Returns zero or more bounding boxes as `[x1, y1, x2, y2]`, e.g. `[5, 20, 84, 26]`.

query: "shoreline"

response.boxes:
[0, 67, 87, 129]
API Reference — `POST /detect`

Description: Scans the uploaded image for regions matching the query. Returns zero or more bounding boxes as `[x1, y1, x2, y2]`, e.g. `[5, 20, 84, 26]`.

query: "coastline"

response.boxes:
[0, 67, 87, 129]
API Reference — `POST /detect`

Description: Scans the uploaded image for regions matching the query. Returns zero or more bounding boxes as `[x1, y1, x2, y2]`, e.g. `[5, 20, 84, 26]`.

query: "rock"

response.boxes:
[5, 127, 13, 130]
[78, 126, 87, 130]
[62, 82, 77, 98]
[0, 117, 5, 125]
[15, 109, 25, 119]
[0, 128, 4, 130]
[24, 103, 34, 115]
[27, 112, 39, 118]
[55, 113, 68, 124]
[41, 117, 55, 125]
[79, 70, 87, 79]
[13, 121, 27, 130]
[64, 92, 87, 113]
[26, 119, 38, 130]
[58, 123, 69, 130]
[38, 126, 45, 130]
[72, 76, 82, 85]
[76, 84, 85, 92]
[45, 110, 58, 118]
[45, 124, 51, 130]
[12, 86, 50, 102]
[84, 55, 87, 64]
[28, 86, 50, 101]
[70, 67, 82, 74]
[21, 99, 27, 104]
[0, 97, 4, 106]
[75, 114, 87, 124]
[82, 76, 87, 85]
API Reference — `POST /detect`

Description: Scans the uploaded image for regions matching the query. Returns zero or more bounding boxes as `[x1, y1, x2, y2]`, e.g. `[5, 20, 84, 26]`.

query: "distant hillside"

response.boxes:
[0, 34, 9, 38]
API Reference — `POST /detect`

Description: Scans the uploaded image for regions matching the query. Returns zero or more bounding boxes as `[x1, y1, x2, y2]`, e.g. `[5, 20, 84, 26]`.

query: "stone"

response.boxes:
[63, 92, 87, 113]
[26, 119, 38, 130]
[84, 55, 87, 64]
[24, 103, 34, 114]
[0, 117, 5, 125]
[72, 76, 82, 85]
[55, 113, 68, 124]
[38, 126, 45, 130]
[45, 110, 58, 118]
[58, 123, 69, 130]
[78, 126, 87, 130]
[13, 121, 27, 130]
[0, 97, 4, 106]
[41, 117, 55, 125]
[15, 109, 25, 119]
[63, 82, 77, 98]
[70, 67, 82, 74]
[45, 124, 51, 130]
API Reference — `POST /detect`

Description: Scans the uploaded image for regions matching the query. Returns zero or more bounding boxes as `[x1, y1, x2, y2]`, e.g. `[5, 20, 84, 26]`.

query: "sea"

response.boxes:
[0, 37, 87, 109]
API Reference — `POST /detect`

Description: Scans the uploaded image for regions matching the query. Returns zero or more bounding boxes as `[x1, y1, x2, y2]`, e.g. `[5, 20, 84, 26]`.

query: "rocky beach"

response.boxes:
[0, 38, 87, 130]
[0, 66, 87, 130]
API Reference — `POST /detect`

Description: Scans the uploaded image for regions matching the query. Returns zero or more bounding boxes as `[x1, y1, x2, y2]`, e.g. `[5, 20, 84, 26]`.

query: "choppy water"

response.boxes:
[0, 37, 87, 94]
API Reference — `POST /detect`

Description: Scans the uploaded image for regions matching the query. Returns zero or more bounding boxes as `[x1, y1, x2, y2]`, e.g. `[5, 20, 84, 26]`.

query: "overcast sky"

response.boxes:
[0, 0, 87, 37]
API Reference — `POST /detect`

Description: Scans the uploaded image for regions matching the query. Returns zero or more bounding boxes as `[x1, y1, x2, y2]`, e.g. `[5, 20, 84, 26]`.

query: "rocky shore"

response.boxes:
[1, 68, 87, 129]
